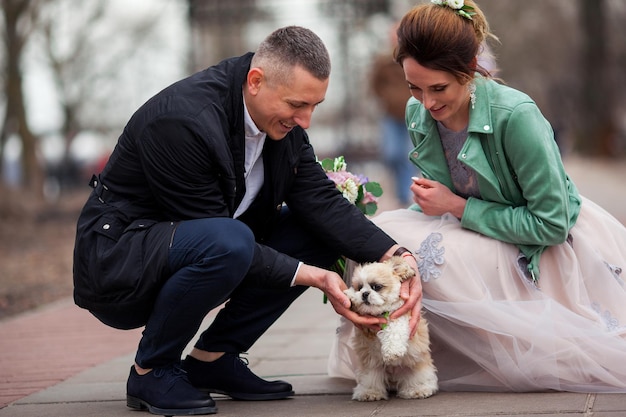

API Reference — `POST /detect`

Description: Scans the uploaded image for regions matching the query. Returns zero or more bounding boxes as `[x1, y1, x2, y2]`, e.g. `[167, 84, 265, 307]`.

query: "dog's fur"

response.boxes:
[344, 256, 438, 401]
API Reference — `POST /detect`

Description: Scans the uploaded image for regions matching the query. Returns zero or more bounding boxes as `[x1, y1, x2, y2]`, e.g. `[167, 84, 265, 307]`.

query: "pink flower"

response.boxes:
[361, 191, 378, 205]
[319, 155, 382, 215]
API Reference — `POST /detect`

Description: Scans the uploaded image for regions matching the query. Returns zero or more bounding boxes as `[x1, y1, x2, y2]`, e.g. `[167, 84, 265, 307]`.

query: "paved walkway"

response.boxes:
[1, 156, 625, 417]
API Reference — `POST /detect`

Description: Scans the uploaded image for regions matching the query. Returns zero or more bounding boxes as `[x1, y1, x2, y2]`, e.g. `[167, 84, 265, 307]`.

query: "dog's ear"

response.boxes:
[388, 256, 416, 282]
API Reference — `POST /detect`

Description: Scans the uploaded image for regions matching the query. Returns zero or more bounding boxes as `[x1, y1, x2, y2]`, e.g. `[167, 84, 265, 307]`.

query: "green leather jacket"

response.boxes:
[405, 76, 581, 281]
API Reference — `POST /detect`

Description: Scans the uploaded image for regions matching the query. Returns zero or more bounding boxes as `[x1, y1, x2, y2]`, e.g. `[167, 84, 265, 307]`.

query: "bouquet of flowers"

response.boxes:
[319, 155, 383, 216]
[319, 156, 383, 303]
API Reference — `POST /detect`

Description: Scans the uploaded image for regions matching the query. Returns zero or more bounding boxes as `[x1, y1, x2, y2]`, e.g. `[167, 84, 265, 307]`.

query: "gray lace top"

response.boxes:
[437, 121, 481, 199]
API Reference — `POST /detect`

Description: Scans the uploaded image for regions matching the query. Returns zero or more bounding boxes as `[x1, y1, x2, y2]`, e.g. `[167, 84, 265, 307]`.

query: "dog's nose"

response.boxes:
[362, 291, 369, 302]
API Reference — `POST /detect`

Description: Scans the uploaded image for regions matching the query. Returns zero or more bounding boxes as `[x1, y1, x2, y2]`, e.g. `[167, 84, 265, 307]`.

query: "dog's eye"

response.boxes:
[371, 284, 383, 292]
[357, 284, 364, 291]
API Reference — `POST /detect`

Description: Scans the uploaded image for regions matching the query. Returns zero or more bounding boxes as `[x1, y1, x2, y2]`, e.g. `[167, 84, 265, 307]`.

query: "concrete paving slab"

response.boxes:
[4, 392, 621, 417]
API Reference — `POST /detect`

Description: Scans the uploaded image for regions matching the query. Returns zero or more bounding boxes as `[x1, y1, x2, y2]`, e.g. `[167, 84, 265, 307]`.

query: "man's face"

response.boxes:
[245, 65, 329, 140]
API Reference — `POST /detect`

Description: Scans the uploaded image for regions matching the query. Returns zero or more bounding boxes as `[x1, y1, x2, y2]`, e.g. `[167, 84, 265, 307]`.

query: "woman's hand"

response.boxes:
[411, 177, 467, 219]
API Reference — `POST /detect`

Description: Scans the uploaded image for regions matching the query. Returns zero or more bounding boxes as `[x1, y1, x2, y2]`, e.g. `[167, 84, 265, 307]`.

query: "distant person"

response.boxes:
[73, 26, 421, 415]
[330, 0, 626, 392]
[370, 23, 418, 205]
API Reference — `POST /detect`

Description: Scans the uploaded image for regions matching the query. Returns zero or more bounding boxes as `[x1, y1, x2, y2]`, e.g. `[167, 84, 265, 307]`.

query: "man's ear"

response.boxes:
[246, 67, 264, 96]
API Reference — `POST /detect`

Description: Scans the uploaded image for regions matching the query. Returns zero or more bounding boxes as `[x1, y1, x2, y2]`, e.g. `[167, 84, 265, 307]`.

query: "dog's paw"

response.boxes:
[378, 327, 408, 364]
[397, 371, 438, 400]
[352, 385, 389, 402]
[397, 384, 437, 399]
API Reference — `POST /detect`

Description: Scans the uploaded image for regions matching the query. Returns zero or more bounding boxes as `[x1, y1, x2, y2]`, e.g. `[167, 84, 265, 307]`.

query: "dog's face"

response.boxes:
[345, 256, 416, 316]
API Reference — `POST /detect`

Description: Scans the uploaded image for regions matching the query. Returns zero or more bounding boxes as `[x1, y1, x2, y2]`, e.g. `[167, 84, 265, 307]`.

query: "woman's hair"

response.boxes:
[252, 26, 331, 87]
[394, 0, 496, 83]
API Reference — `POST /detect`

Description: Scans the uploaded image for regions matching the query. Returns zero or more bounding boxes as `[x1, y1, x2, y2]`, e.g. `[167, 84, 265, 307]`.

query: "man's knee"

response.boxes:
[215, 219, 256, 268]
[170, 218, 256, 274]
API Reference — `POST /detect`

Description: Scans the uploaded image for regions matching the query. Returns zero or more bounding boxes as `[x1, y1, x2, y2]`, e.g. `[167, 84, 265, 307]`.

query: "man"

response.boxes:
[73, 26, 421, 416]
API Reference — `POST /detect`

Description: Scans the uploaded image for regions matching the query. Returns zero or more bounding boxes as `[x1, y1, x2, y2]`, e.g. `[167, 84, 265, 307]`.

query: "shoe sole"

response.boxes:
[206, 388, 295, 401]
[127, 395, 218, 415]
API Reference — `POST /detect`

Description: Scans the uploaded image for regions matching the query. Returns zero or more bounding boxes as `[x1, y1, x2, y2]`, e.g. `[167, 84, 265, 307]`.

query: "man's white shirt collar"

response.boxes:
[233, 96, 266, 219]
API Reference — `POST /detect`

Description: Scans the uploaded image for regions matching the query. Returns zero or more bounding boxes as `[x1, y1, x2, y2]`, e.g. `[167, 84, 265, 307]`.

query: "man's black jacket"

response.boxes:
[73, 53, 396, 317]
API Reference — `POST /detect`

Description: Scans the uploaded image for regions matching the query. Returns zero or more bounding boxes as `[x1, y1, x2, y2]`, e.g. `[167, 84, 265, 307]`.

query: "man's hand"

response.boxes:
[294, 264, 386, 329]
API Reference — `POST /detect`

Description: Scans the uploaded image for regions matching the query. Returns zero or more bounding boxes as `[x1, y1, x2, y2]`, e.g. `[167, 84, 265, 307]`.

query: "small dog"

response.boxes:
[344, 256, 438, 401]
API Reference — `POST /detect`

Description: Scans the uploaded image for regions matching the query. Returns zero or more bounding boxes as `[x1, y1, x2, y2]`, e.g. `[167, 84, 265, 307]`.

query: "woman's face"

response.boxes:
[402, 57, 471, 132]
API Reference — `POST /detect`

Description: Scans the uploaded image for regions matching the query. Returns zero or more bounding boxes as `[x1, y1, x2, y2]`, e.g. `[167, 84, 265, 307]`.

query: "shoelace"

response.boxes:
[235, 353, 250, 367]
[153, 364, 188, 380]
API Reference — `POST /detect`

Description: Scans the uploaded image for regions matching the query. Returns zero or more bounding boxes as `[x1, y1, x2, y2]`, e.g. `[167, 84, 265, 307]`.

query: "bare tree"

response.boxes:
[0, 0, 44, 195]
[474, 0, 624, 156]
[187, 0, 265, 71]
[38, 1, 106, 187]
[318, 0, 393, 158]
[38, 0, 170, 188]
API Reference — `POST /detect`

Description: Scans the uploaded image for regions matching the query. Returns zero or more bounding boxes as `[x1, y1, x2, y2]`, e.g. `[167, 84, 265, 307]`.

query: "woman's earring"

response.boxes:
[468, 82, 476, 109]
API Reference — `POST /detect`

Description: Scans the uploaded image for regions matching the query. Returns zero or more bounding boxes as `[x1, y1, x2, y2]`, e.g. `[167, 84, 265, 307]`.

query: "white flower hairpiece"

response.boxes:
[431, 0, 476, 20]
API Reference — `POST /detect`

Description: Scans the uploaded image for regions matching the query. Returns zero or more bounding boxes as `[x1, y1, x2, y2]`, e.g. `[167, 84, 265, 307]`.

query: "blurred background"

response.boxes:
[0, 0, 625, 317]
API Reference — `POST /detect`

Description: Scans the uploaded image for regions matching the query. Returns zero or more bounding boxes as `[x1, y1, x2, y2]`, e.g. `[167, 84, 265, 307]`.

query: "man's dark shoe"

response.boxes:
[126, 365, 217, 415]
[182, 354, 294, 400]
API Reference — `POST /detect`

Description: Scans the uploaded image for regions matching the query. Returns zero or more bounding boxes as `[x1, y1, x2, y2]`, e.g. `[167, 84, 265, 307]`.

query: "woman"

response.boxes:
[329, 0, 626, 392]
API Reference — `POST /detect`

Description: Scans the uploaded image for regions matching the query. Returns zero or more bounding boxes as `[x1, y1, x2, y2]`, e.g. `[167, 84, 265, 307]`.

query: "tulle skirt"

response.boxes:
[328, 197, 626, 392]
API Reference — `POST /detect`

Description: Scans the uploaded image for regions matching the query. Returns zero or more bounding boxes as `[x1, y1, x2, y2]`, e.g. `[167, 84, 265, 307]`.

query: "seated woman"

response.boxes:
[329, 0, 626, 392]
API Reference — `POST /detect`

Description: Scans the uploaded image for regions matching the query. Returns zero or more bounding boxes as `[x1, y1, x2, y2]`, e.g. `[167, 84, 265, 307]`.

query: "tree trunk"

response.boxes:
[578, 0, 616, 156]
[1, 0, 44, 195]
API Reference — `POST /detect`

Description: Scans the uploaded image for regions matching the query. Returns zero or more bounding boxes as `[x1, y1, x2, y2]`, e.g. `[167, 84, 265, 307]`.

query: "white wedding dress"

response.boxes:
[328, 197, 626, 392]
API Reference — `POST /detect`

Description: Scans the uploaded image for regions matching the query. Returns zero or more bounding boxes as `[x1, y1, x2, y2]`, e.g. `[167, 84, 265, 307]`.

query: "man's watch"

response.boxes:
[392, 246, 415, 260]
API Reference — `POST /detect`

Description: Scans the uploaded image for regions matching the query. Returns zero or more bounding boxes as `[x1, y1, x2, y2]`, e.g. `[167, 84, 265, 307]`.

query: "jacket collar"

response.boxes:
[409, 77, 502, 195]
[467, 76, 494, 136]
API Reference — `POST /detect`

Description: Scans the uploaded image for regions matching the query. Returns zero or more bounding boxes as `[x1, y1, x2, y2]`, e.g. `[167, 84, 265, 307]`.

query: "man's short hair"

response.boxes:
[251, 26, 331, 86]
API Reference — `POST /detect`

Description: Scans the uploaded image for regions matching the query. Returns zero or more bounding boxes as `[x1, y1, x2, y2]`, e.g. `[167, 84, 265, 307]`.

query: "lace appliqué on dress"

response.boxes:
[415, 232, 445, 282]
[591, 302, 622, 332]
[590, 262, 626, 332]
